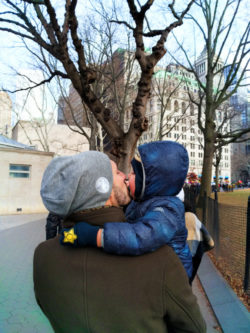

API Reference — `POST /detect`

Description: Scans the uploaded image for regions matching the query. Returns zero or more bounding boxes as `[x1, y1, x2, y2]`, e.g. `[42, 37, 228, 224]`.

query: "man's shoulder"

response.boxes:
[153, 245, 190, 278]
[34, 237, 60, 258]
[143, 245, 186, 272]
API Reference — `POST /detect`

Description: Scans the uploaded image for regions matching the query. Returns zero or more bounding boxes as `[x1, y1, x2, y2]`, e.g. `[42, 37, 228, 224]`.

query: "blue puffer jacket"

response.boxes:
[104, 141, 193, 279]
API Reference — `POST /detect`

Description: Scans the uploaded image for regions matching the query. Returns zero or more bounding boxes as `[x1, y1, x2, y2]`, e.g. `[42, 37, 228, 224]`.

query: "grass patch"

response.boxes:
[215, 189, 250, 207]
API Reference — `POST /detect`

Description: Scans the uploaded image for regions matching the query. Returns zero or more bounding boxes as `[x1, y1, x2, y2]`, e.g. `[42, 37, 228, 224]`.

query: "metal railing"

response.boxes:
[184, 186, 250, 295]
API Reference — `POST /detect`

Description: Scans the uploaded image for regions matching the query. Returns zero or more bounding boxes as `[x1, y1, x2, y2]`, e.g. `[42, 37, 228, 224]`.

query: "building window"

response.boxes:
[191, 143, 195, 149]
[182, 102, 186, 114]
[9, 164, 31, 178]
[190, 104, 194, 116]
[174, 100, 179, 112]
[190, 152, 195, 157]
[182, 126, 186, 132]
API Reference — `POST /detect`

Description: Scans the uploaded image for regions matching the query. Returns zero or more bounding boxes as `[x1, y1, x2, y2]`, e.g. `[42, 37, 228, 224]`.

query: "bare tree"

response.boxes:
[0, 0, 194, 172]
[11, 70, 90, 155]
[12, 71, 56, 151]
[212, 101, 249, 188]
[170, 0, 249, 196]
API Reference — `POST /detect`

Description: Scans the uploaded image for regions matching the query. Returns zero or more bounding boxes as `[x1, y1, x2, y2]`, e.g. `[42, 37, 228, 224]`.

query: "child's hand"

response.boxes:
[60, 222, 102, 247]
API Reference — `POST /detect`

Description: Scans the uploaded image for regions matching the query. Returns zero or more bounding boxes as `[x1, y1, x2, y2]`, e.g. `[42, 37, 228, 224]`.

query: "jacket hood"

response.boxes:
[137, 141, 189, 200]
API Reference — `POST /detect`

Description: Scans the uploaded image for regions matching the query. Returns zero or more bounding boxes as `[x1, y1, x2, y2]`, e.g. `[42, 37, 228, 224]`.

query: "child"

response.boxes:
[60, 141, 193, 280]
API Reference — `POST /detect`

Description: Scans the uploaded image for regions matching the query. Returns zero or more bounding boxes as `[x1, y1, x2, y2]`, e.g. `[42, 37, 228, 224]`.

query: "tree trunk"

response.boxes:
[119, 144, 137, 174]
[199, 139, 215, 200]
[89, 132, 97, 150]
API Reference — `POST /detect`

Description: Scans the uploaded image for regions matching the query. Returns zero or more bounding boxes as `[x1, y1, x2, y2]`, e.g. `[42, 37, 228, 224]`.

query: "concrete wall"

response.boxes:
[0, 148, 54, 214]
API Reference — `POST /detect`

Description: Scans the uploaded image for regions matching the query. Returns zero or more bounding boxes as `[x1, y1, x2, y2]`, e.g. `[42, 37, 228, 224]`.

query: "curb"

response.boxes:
[198, 254, 250, 333]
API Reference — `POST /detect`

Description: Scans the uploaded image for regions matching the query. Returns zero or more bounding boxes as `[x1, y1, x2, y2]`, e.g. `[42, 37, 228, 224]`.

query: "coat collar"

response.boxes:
[63, 206, 126, 228]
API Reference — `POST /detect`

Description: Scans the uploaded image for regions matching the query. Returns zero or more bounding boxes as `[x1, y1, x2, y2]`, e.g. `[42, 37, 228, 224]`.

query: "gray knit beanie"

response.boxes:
[40, 151, 113, 217]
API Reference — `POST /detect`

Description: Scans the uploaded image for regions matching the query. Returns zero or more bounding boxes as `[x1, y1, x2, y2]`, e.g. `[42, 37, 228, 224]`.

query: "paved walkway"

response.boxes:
[0, 215, 53, 333]
[0, 214, 221, 332]
[198, 254, 250, 333]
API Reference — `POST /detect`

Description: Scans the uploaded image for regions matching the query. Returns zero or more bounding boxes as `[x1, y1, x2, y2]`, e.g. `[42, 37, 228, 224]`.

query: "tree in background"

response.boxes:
[0, 0, 194, 172]
[12, 71, 56, 152]
[170, 0, 249, 197]
[56, 8, 142, 151]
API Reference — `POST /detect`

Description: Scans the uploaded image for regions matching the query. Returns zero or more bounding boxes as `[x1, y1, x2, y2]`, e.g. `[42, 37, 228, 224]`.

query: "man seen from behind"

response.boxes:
[33, 150, 206, 333]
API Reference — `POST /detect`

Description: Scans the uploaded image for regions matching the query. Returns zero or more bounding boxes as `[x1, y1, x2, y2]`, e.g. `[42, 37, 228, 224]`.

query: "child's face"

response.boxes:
[128, 169, 136, 199]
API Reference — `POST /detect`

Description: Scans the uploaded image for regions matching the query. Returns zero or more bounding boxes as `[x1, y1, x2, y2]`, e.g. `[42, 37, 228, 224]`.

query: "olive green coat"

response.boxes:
[33, 207, 206, 333]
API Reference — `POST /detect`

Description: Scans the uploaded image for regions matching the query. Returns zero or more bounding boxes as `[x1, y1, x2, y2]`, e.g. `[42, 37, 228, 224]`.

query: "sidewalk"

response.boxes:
[0, 215, 53, 333]
[0, 213, 47, 232]
[192, 277, 221, 332]
[198, 254, 250, 333]
[0, 214, 245, 332]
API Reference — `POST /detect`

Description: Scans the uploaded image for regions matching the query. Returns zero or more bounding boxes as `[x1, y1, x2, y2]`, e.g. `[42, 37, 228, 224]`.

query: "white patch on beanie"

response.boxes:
[95, 177, 110, 194]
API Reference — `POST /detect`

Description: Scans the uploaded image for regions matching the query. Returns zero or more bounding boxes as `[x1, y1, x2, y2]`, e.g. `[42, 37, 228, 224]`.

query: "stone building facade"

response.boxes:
[0, 135, 54, 214]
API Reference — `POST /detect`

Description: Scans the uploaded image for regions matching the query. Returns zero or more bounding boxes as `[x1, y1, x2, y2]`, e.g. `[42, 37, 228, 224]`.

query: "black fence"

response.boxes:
[184, 186, 250, 296]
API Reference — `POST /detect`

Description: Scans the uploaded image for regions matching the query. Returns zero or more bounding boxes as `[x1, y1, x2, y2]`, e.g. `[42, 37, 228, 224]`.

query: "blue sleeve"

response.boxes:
[104, 206, 182, 255]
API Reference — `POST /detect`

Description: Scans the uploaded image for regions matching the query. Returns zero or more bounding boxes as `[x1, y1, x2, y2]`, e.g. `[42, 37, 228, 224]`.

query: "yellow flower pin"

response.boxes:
[63, 228, 77, 244]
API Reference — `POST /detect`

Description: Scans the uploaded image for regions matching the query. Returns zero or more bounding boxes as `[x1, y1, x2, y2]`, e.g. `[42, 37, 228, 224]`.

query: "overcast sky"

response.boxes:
[0, 1, 249, 100]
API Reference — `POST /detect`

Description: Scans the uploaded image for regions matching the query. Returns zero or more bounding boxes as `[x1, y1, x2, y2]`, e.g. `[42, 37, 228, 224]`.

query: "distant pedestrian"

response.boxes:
[46, 212, 62, 240]
[184, 198, 214, 282]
